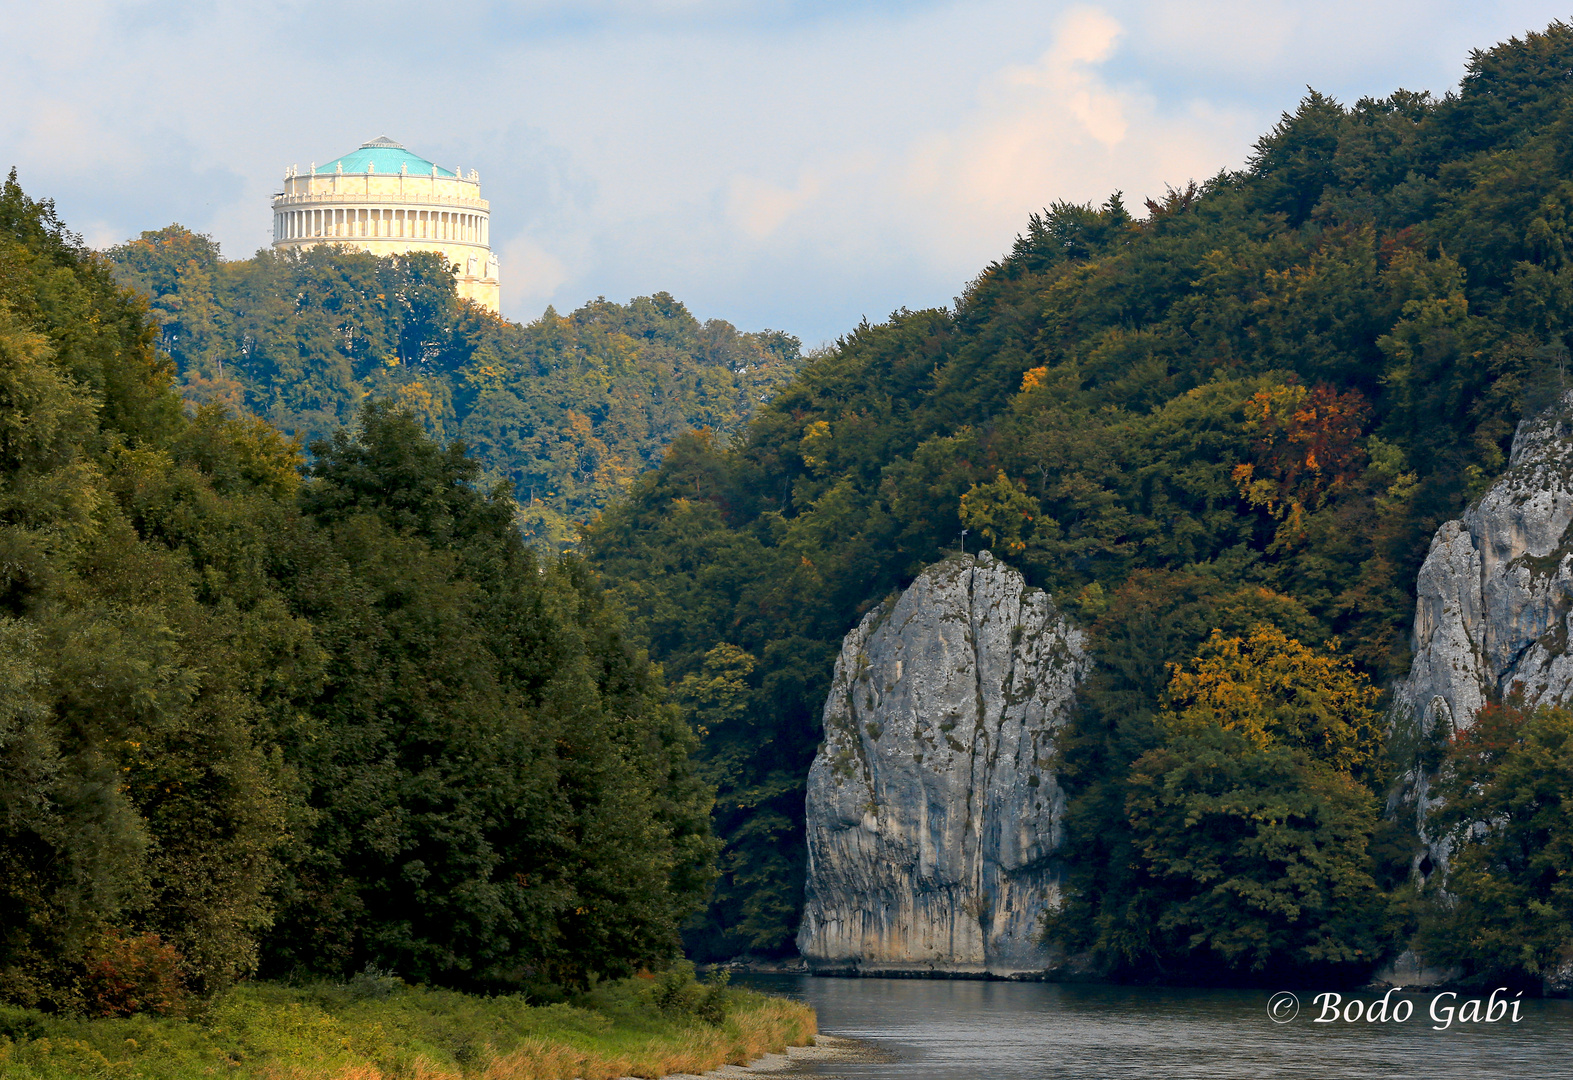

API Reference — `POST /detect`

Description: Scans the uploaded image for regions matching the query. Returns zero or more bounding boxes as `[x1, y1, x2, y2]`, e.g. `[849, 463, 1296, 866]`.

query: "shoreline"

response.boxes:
[654, 1034, 887, 1078]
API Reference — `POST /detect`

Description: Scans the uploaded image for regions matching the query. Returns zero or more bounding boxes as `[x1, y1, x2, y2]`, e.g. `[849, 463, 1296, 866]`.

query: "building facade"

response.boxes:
[271, 136, 500, 313]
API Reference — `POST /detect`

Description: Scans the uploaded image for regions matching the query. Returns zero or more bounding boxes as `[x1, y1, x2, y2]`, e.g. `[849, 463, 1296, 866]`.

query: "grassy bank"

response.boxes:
[0, 972, 816, 1080]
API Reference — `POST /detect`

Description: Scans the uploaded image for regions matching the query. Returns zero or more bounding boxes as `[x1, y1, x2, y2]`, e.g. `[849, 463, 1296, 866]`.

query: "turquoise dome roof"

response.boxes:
[318, 137, 457, 178]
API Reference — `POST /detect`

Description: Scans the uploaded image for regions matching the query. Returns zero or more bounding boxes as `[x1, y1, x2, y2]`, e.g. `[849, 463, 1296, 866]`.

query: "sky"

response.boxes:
[2, 1, 1569, 344]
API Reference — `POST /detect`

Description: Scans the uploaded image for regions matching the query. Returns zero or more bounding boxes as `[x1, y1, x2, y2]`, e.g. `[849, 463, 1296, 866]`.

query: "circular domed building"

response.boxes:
[271, 136, 500, 313]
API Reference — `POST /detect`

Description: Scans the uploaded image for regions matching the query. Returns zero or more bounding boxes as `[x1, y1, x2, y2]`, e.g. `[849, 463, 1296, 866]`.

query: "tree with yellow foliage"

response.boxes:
[958, 471, 1040, 556]
[1161, 624, 1384, 779]
[1048, 623, 1388, 978]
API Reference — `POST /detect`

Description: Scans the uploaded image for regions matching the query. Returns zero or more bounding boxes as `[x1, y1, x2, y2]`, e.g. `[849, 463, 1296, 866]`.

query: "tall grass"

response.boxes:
[0, 973, 816, 1080]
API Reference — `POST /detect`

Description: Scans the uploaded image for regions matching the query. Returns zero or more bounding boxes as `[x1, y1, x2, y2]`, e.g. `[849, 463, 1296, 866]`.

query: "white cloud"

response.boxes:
[726, 169, 825, 241]
[693, 5, 1251, 278]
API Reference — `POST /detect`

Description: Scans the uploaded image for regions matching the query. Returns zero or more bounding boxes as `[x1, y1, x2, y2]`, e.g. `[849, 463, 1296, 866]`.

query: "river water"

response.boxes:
[739, 974, 1573, 1079]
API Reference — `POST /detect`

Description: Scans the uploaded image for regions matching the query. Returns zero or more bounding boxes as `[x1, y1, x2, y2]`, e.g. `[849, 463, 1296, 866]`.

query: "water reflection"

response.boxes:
[739, 974, 1573, 1079]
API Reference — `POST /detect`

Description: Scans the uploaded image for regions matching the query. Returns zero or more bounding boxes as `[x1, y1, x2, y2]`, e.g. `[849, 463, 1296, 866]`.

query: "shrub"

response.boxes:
[79, 930, 188, 1018]
[650, 962, 730, 1025]
[343, 964, 405, 1002]
[695, 969, 730, 1025]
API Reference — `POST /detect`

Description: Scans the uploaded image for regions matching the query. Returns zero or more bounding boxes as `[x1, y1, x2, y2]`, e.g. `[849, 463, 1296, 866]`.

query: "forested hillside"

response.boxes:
[108, 234, 802, 549]
[587, 24, 1573, 974]
[0, 172, 711, 1011]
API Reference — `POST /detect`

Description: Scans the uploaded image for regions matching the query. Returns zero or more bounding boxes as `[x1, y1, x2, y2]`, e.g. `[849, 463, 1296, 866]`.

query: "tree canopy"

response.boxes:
[107, 236, 803, 551]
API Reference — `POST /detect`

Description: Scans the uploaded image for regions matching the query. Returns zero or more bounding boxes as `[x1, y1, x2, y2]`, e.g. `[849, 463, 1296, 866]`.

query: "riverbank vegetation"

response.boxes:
[0, 967, 814, 1080]
[584, 22, 1573, 982]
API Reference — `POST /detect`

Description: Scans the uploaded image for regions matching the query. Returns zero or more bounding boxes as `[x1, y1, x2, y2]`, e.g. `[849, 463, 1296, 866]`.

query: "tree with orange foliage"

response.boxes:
[1232, 381, 1371, 549]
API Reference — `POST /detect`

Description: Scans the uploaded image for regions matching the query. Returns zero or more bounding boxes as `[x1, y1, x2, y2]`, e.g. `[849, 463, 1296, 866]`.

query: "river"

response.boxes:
[738, 974, 1573, 1079]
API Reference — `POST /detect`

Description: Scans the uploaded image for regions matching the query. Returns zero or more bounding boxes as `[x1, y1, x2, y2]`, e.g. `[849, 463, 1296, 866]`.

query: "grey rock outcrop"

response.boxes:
[796, 552, 1088, 977]
[1395, 398, 1573, 860]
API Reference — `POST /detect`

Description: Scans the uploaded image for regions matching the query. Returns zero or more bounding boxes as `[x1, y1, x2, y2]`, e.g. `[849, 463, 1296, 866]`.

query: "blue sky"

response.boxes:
[2, 1, 1568, 343]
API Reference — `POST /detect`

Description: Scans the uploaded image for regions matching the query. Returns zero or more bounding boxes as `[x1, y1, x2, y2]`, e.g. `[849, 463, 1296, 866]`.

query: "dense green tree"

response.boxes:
[1, 172, 718, 1010]
[262, 403, 716, 988]
[0, 172, 284, 1008]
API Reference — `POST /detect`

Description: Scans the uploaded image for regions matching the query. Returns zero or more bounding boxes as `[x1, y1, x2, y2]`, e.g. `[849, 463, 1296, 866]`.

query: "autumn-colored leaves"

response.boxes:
[1233, 382, 1372, 550]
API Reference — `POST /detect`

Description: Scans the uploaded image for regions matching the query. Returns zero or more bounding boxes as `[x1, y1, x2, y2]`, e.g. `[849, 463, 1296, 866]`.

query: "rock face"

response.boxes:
[1395, 399, 1573, 860]
[796, 552, 1088, 977]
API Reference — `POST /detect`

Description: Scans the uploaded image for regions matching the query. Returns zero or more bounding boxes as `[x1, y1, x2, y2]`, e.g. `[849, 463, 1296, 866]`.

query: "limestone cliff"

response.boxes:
[1394, 398, 1573, 865]
[796, 552, 1088, 977]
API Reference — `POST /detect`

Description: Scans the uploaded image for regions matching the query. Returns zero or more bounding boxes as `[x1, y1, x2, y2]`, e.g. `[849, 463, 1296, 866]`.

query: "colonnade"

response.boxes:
[274, 206, 489, 246]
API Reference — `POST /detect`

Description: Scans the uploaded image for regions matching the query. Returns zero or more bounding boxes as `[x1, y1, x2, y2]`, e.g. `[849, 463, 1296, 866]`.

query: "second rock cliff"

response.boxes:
[796, 552, 1088, 977]
[1394, 397, 1573, 870]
